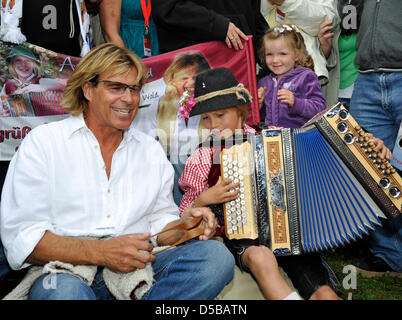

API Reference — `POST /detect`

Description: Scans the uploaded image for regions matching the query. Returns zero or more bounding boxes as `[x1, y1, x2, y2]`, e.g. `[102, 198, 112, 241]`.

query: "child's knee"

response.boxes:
[243, 245, 278, 270]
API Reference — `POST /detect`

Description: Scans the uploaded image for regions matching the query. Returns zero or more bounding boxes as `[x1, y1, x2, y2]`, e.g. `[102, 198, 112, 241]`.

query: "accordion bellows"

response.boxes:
[221, 104, 401, 256]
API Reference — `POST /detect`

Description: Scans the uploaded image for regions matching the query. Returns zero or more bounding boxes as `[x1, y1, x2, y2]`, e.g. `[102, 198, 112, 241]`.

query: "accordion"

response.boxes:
[7, 91, 66, 117]
[220, 104, 401, 256]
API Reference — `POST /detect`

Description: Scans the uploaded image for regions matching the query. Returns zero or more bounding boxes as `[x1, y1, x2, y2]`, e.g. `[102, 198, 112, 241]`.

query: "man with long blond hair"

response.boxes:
[0, 43, 234, 300]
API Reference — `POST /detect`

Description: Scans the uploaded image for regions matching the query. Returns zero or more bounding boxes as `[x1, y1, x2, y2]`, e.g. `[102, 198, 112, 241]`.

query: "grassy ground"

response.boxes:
[322, 238, 402, 300]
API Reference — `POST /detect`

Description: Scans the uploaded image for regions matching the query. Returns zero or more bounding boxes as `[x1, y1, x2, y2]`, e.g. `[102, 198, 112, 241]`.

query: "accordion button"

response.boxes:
[389, 187, 400, 198]
[337, 122, 348, 133]
[222, 154, 228, 160]
[339, 109, 349, 120]
[344, 133, 355, 144]
[238, 162, 243, 168]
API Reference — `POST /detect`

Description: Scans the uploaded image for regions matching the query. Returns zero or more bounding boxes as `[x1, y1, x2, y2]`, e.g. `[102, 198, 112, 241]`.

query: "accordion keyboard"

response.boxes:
[221, 142, 259, 240]
[325, 106, 401, 215]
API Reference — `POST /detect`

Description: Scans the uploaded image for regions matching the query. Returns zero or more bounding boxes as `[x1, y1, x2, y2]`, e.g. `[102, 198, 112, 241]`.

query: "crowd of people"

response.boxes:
[0, 0, 400, 300]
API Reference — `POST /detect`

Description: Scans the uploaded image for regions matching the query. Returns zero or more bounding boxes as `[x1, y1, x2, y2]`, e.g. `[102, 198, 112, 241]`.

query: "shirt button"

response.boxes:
[94, 145, 98, 149]
[106, 214, 111, 219]
[107, 189, 111, 193]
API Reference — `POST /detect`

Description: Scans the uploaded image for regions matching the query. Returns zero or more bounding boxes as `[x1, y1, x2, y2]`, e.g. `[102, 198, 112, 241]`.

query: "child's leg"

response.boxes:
[242, 245, 300, 300]
[278, 254, 339, 300]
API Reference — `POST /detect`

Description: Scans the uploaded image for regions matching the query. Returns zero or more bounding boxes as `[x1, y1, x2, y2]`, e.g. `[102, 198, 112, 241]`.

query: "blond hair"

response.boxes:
[160, 51, 210, 107]
[259, 25, 315, 72]
[62, 43, 148, 116]
[8, 57, 41, 80]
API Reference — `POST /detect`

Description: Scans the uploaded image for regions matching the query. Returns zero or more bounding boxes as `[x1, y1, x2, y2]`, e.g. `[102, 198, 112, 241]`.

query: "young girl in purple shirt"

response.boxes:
[258, 25, 326, 128]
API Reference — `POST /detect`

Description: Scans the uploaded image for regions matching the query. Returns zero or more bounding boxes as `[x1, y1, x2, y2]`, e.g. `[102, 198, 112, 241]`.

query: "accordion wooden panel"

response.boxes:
[220, 104, 401, 256]
[7, 91, 65, 117]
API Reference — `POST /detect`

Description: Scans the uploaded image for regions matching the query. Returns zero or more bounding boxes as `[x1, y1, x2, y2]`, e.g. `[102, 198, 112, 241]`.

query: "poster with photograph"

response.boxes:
[0, 37, 259, 160]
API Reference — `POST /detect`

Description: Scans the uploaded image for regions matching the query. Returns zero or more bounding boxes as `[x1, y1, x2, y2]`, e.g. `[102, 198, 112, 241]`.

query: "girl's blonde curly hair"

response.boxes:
[259, 24, 315, 72]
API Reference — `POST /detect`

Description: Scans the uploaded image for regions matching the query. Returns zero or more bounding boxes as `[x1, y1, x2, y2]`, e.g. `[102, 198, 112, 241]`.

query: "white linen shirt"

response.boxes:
[0, 115, 180, 270]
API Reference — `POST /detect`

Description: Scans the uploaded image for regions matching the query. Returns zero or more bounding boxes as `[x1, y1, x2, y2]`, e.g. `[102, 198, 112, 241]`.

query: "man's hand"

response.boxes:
[268, 0, 286, 5]
[99, 233, 155, 273]
[318, 20, 334, 59]
[277, 89, 294, 107]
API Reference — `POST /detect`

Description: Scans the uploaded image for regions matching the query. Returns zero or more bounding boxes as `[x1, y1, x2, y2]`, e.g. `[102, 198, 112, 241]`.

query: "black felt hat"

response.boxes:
[189, 67, 252, 117]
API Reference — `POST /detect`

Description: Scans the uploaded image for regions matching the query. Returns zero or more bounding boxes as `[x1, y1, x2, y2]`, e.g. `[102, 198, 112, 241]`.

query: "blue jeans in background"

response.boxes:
[28, 239, 234, 300]
[350, 72, 402, 150]
[167, 154, 187, 207]
[350, 72, 402, 272]
[0, 241, 11, 278]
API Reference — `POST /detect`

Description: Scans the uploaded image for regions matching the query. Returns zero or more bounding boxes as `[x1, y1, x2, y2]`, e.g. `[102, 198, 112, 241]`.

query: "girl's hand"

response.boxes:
[258, 86, 267, 108]
[277, 89, 294, 107]
[196, 176, 240, 207]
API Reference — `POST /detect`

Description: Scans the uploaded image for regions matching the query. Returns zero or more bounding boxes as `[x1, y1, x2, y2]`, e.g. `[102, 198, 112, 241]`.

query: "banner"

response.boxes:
[0, 37, 259, 160]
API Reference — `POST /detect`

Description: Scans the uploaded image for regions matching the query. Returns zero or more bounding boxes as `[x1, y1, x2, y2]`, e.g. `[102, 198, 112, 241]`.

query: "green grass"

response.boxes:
[322, 239, 402, 300]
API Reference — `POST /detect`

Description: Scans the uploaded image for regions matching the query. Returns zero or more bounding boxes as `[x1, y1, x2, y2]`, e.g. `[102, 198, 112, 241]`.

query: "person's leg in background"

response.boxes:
[350, 72, 402, 273]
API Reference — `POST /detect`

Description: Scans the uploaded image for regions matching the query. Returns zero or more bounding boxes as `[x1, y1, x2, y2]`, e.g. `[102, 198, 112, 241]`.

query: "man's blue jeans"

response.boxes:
[350, 72, 402, 272]
[28, 239, 235, 300]
[0, 241, 11, 278]
[350, 72, 402, 150]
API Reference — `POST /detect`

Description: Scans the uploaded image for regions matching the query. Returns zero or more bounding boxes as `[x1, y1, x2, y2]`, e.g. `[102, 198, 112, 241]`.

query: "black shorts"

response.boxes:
[223, 237, 333, 299]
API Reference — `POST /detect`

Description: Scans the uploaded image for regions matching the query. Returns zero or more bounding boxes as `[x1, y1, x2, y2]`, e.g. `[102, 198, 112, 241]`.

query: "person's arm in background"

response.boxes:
[275, 0, 337, 36]
[152, 0, 247, 49]
[99, 0, 125, 47]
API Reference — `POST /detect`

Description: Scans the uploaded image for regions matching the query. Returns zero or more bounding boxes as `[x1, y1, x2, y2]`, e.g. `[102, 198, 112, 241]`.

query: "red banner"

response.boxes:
[0, 38, 259, 160]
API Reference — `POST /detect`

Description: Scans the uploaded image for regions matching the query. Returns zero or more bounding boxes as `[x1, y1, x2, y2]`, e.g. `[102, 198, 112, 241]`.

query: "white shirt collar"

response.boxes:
[67, 113, 141, 143]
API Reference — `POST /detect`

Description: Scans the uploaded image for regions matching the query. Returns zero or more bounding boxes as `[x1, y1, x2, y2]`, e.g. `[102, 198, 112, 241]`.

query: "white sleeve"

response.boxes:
[143, 140, 180, 235]
[280, 0, 337, 36]
[0, 128, 54, 270]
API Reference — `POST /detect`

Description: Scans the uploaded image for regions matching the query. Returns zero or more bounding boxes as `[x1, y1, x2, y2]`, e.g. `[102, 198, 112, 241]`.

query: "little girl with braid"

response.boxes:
[258, 25, 327, 128]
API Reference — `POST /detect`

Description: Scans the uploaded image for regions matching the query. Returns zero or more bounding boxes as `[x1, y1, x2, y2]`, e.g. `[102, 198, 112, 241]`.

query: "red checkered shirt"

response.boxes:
[178, 124, 256, 214]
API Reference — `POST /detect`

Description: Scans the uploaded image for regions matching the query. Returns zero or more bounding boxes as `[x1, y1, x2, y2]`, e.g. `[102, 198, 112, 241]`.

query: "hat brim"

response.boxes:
[189, 92, 251, 117]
